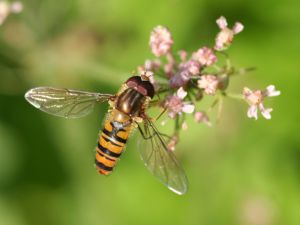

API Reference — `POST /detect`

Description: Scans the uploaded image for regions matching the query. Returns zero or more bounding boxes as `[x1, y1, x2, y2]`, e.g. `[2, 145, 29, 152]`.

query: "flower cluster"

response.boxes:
[137, 16, 280, 150]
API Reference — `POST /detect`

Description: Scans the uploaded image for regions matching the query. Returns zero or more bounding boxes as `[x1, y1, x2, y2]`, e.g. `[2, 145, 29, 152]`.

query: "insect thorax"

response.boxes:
[115, 88, 146, 116]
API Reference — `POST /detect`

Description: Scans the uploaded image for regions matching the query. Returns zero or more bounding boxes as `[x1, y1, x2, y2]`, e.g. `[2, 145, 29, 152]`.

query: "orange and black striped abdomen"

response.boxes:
[95, 118, 131, 175]
[95, 83, 153, 175]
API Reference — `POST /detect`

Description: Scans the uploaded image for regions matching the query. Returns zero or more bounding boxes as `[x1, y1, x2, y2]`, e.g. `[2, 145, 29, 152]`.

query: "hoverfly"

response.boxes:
[25, 76, 188, 195]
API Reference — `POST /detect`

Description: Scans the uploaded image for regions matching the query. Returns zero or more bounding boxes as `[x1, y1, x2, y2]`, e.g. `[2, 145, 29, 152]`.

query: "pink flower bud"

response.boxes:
[197, 75, 219, 95]
[178, 50, 188, 61]
[192, 47, 217, 66]
[194, 111, 211, 126]
[149, 26, 174, 57]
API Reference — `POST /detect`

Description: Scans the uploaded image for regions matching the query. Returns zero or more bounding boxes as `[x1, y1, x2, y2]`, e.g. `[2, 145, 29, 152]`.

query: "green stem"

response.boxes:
[216, 94, 223, 124]
[222, 92, 244, 100]
[175, 116, 179, 131]
[236, 67, 256, 75]
[208, 97, 219, 112]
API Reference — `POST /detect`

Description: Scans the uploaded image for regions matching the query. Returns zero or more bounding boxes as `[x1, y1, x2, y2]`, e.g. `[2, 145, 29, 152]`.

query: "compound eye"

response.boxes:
[126, 76, 142, 88]
[138, 81, 155, 98]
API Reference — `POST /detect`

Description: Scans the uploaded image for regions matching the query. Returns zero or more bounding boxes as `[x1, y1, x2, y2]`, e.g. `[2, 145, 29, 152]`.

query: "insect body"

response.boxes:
[96, 77, 154, 175]
[25, 76, 188, 195]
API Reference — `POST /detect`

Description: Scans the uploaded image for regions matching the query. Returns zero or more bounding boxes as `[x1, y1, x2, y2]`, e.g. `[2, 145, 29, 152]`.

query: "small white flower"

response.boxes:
[215, 16, 244, 51]
[243, 85, 280, 120]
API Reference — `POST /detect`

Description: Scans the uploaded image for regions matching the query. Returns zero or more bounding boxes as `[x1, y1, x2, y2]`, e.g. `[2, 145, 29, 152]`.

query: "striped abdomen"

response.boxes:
[95, 84, 152, 175]
[95, 114, 132, 175]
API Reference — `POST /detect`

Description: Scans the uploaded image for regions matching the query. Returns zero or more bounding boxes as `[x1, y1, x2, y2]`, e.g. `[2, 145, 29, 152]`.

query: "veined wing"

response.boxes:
[25, 87, 114, 118]
[138, 119, 188, 195]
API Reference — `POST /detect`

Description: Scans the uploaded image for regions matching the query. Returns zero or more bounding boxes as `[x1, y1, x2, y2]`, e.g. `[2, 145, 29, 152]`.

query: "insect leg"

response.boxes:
[136, 121, 172, 141]
[153, 107, 167, 122]
[137, 123, 155, 140]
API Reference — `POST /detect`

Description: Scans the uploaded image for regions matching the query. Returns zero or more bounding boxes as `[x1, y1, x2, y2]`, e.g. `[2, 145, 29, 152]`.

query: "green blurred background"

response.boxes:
[0, 0, 299, 225]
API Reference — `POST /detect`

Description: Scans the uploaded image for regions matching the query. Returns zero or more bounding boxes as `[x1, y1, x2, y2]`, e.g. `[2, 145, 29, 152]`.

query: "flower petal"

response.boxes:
[182, 103, 195, 114]
[232, 22, 244, 34]
[247, 105, 258, 120]
[261, 109, 272, 120]
[216, 16, 227, 29]
[265, 85, 281, 97]
[177, 87, 187, 99]
[259, 103, 273, 120]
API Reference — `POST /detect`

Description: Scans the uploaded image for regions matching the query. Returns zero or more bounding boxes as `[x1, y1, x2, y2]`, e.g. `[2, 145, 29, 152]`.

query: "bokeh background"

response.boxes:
[0, 0, 299, 225]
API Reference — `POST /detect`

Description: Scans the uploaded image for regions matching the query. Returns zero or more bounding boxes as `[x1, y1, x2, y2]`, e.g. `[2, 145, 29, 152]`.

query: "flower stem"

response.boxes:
[222, 92, 244, 100]
[208, 97, 219, 112]
[216, 94, 223, 124]
[237, 67, 256, 75]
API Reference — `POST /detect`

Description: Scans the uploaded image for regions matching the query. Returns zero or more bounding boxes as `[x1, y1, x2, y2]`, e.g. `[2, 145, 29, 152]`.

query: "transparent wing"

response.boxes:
[138, 119, 188, 195]
[25, 87, 114, 118]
